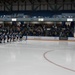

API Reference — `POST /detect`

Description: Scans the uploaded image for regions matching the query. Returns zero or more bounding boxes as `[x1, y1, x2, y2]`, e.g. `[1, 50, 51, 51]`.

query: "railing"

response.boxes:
[0, 17, 74, 22]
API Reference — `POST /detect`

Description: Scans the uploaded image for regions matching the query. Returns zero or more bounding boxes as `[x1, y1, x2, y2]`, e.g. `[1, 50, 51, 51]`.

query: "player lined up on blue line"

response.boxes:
[0, 31, 23, 43]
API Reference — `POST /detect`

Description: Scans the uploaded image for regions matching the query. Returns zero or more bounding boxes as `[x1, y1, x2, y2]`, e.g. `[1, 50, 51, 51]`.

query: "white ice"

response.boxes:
[0, 40, 75, 75]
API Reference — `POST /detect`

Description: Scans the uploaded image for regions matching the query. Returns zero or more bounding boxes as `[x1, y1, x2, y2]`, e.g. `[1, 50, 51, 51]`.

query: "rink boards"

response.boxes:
[23, 36, 75, 41]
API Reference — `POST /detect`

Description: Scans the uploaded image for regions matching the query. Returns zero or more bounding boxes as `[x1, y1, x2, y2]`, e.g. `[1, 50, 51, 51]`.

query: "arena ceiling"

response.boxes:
[0, 0, 75, 3]
[0, 0, 75, 11]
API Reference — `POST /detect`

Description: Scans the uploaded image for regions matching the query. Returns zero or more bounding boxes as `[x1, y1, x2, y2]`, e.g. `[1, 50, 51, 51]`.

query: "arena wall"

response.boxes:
[23, 36, 75, 41]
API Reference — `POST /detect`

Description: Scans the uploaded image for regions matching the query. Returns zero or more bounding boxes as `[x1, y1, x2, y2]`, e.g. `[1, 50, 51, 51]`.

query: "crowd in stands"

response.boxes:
[0, 21, 74, 43]
[28, 22, 74, 37]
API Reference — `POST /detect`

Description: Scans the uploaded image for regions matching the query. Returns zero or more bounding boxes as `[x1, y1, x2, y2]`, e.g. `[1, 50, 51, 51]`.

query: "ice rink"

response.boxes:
[0, 40, 75, 75]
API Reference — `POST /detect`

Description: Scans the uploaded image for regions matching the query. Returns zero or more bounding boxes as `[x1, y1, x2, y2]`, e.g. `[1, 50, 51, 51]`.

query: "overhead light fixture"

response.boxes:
[38, 18, 44, 21]
[12, 18, 17, 21]
[67, 18, 73, 21]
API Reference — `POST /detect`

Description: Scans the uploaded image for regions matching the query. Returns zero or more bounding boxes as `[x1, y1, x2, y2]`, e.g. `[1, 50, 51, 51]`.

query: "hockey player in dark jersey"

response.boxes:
[2, 32, 6, 43]
[19, 32, 23, 41]
[16, 32, 19, 41]
[9, 32, 13, 42]
[0, 32, 2, 43]
[12, 32, 16, 42]
[7, 32, 10, 42]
